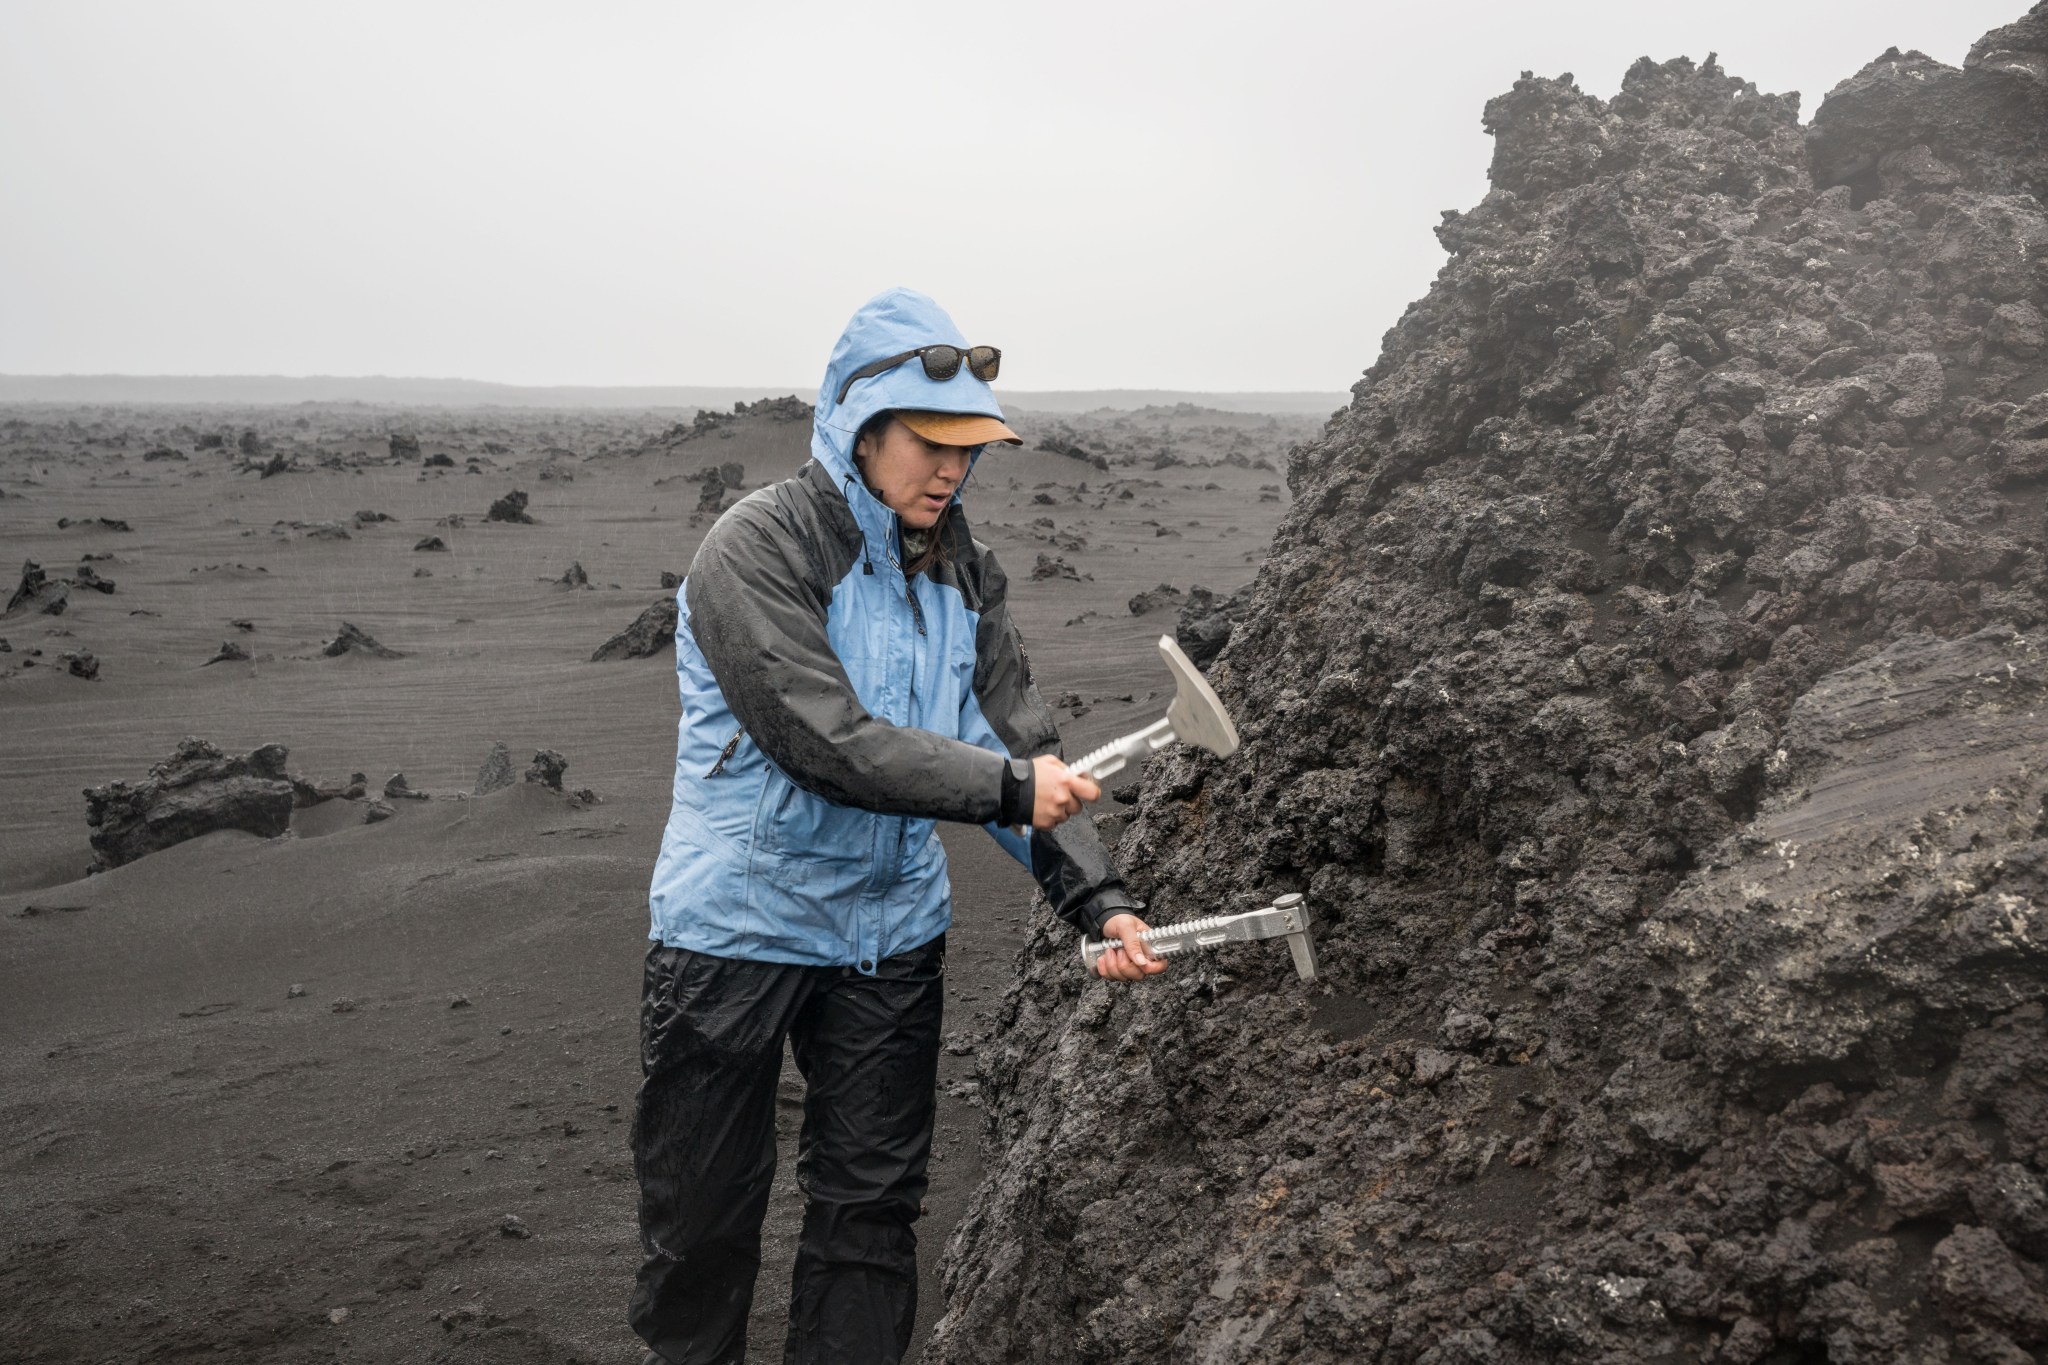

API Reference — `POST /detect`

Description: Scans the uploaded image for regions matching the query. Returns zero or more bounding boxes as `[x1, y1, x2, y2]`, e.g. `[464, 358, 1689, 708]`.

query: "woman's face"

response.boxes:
[856, 417, 972, 529]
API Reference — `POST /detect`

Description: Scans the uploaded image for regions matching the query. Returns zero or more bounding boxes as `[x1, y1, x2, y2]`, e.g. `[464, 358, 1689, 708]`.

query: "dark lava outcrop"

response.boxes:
[590, 597, 677, 661]
[486, 489, 533, 524]
[934, 16, 2048, 1365]
[85, 738, 295, 869]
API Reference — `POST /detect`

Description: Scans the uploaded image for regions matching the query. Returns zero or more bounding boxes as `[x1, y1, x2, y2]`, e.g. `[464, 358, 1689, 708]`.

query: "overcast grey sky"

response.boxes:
[0, 2, 2025, 393]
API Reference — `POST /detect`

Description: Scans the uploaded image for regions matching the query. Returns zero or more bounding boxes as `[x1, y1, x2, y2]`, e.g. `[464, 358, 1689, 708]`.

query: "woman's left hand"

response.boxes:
[1094, 912, 1168, 982]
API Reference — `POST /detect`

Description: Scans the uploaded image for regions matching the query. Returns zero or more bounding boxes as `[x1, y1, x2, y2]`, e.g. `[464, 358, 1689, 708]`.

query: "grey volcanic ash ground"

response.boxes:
[0, 397, 1307, 1362]
[928, 10, 2048, 1365]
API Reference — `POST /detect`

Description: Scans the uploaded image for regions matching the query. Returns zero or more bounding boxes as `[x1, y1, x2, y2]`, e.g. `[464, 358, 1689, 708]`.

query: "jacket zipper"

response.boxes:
[705, 727, 745, 777]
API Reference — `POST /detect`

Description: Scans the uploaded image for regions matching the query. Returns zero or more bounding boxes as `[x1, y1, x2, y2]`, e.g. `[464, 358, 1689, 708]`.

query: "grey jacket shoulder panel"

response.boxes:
[683, 463, 1006, 823]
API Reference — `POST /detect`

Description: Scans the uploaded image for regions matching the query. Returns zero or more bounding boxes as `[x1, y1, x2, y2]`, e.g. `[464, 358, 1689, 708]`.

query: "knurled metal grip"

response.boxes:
[1081, 893, 1317, 982]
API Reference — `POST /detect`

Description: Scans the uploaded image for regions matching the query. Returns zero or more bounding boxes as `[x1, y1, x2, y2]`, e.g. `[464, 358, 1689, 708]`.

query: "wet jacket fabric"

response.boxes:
[647, 287, 1133, 970]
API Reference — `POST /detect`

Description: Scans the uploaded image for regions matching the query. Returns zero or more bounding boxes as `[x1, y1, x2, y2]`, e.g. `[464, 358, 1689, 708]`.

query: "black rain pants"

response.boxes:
[628, 933, 945, 1365]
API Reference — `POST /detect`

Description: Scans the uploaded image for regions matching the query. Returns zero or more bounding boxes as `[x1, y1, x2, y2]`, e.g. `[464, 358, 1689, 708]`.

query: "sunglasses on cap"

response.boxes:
[835, 344, 1001, 405]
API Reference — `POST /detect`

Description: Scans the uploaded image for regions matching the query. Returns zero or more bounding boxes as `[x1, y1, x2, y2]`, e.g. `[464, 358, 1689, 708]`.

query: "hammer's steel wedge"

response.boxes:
[1080, 894, 1318, 982]
[1069, 636, 1240, 781]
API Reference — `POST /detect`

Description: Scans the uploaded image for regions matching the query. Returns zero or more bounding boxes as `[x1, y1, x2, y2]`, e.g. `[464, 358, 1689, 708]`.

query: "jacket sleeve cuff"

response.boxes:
[1077, 889, 1139, 940]
[997, 757, 1035, 829]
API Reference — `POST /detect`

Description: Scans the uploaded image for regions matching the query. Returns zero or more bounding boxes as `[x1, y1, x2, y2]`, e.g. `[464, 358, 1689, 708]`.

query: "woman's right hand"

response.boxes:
[1031, 755, 1100, 829]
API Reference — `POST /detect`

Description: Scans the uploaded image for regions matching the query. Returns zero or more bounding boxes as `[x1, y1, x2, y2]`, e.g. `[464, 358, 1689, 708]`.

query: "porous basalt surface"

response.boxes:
[934, 16, 2048, 1364]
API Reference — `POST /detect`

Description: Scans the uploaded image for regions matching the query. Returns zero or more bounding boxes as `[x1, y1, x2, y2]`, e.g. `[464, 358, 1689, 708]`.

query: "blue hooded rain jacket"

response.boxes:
[647, 288, 1133, 971]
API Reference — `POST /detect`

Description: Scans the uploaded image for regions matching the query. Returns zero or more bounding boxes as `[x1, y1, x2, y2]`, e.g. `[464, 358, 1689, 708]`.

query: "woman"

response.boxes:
[631, 287, 1163, 1365]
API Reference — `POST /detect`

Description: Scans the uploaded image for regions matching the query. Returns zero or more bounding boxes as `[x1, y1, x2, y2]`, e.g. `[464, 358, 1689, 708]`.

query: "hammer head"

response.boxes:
[1159, 635, 1239, 760]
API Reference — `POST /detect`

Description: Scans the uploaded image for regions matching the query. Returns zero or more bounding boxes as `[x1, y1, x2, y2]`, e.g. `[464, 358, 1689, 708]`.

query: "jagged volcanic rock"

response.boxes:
[473, 741, 515, 795]
[933, 18, 2048, 1365]
[523, 749, 567, 791]
[322, 622, 403, 659]
[6, 561, 67, 617]
[486, 489, 533, 524]
[84, 738, 295, 869]
[590, 597, 677, 661]
[1175, 584, 1244, 667]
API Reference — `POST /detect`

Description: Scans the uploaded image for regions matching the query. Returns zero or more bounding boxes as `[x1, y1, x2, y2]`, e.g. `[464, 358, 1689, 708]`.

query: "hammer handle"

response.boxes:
[1070, 717, 1177, 782]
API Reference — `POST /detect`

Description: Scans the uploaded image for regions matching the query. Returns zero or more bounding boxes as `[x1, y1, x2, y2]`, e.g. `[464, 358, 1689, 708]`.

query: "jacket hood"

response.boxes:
[812, 288, 1008, 512]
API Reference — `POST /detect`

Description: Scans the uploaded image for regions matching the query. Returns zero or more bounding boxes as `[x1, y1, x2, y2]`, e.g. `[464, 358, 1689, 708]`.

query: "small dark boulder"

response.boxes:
[351, 510, 392, 526]
[720, 462, 746, 489]
[660, 570, 682, 590]
[322, 622, 404, 659]
[591, 597, 678, 661]
[424, 452, 455, 468]
[255, 452, 291, 479]
[204, 640, 251, 666]
[390, 433, 421, 459]
[414, 536, 447, 552]
[62, 650, 99, 680]
[70, 565, 115, 594]
[83, 738, 295, 869]
[143, 446, 186, 462]
[524, 749, 568, 790]
[555, 561, 591, 589]
[486, 490, 533, 524]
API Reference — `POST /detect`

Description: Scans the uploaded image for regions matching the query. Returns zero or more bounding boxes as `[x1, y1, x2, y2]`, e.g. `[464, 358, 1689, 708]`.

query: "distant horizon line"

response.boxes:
[0, 372, 1352, 416]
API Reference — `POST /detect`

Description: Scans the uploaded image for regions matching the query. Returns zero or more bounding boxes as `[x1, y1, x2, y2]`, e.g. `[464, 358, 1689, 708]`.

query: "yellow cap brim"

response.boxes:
[896, 410, 1023, 447]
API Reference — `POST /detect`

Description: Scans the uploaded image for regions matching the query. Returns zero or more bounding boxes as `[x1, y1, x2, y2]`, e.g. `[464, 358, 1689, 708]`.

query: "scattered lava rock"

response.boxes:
[60, 650, 98, 680]
[554, 561, 591, 589]
[474, 741, 515, 795]
[1174, 584, 1245, 667]
[933, 19, 2048, 1365]
[590, 597, 678, 661]
[1126, 582, 1185, 616]
[203, 641, 249, 666]
[523, 750, 567, 791]
[69, 565, 115, 595]
[143, 446, 186, 461]
[486, 490, 533, 524]
[55, 517, 131, 532]
[382, 772, 428, 801]
[6, 561, 68, 617]
[414, 536, 447, 552]
[1030, 554, 1081, 582]
[83, 738, 295, 869]
[322, 622, 404, 659]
